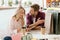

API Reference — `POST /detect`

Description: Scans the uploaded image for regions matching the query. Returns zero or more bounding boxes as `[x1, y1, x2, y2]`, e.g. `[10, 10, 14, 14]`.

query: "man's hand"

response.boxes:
[34, 26, 41, 30]
[26, 19, 45, 31]
[26, 26, 41, 31]
[26, 26, 36, 31]
[26, 28, 31, 32]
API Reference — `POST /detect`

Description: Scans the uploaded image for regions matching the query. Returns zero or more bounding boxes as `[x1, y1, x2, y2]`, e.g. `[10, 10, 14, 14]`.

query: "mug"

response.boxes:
[26, 33, 32, 40]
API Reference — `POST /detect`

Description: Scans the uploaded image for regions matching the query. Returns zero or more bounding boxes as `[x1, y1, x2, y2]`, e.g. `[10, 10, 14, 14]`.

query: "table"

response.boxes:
[29, 30, 60, 40]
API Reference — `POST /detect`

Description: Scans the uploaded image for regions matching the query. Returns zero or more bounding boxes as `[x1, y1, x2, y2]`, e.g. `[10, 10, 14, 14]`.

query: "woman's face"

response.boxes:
[18, 9, 25, 18]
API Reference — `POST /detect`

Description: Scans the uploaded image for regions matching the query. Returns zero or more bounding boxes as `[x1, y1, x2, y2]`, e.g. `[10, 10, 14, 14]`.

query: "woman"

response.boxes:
[10, 7, 25, 34]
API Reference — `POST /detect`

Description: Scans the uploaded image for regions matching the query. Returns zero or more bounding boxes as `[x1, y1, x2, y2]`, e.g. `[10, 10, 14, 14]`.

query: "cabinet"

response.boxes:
[53, 12, 60, 34]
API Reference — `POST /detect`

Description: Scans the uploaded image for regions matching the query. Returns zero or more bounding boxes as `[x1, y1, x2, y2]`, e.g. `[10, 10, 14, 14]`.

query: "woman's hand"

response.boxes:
[17, 27, 21, 33]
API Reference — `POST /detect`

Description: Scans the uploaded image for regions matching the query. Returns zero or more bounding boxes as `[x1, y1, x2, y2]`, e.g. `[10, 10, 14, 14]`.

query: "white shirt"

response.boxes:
[33, 18, 36, 23]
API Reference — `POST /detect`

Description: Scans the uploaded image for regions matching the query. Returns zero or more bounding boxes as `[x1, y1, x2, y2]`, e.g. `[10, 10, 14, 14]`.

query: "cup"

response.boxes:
[21, 36, 27, 40]
[41, 26, 45, 35]
[22, 26, 26, 35]
[26, 33, 32, 40]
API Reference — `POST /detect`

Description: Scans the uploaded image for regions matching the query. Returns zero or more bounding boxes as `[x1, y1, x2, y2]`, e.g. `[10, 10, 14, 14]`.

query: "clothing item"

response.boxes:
[26, 11, 45, 27]
[9, 17, 23, 34]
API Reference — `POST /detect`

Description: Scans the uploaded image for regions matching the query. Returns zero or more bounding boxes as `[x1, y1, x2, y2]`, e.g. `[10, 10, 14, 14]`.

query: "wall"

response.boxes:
[0, 9, 16, 38]
[21, 0, 44, 7]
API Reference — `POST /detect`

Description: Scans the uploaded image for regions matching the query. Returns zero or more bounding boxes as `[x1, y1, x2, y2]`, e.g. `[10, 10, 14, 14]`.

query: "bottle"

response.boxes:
[1, 0, 4, 5]
[8, 0, 12, 6]
[15, 0, 18, 5]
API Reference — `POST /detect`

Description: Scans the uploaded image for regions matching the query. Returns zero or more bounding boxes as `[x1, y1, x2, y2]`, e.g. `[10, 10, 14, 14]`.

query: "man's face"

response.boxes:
[30, 8, 35, 15]
[30, 8, 38, 16]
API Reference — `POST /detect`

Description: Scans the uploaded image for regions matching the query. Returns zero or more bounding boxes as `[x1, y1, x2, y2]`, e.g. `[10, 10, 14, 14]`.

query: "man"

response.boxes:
[26, 4, 45, 31]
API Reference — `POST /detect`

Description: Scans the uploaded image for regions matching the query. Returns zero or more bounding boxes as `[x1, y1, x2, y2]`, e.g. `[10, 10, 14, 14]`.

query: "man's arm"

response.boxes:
[26, 20, 44, 31]
[27, 12, 45, 31]
[29, 19, 45, 27]
[29, 12, 45, 27]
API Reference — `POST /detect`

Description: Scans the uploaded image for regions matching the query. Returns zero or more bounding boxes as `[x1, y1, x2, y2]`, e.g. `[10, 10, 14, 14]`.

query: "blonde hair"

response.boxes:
[13, 6, 25, 21]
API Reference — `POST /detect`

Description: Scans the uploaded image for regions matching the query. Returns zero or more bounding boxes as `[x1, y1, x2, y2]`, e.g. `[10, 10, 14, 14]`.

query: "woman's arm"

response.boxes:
[9, 18, 16, 35]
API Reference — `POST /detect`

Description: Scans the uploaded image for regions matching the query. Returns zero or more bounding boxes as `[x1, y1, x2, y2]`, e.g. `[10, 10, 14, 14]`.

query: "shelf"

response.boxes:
[0, 6, 17, 10]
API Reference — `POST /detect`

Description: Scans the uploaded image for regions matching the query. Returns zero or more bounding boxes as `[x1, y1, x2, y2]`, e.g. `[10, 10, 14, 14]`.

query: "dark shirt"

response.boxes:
[26, 11, 45, 27]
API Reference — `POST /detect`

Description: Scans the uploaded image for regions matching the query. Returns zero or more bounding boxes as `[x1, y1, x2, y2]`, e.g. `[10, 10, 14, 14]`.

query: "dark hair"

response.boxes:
[31, 4, 40, 11]
[4, 36, 12, 40]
